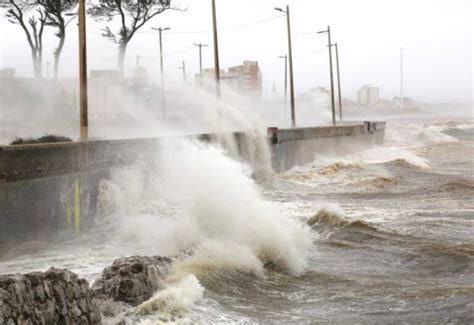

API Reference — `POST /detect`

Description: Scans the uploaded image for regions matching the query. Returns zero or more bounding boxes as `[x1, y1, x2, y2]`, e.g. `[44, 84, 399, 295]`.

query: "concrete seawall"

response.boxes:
[0, 122, 385, 256]
[270, 122, 385, 171]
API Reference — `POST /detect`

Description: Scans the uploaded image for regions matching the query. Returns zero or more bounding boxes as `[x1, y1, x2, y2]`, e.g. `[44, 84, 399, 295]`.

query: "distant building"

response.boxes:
[357, 85, 379, 107]
[196, 60, 262, 97]
[392, 96, 417, 109]
[299, 86, 330, 102]
[0, 68, 16, 79]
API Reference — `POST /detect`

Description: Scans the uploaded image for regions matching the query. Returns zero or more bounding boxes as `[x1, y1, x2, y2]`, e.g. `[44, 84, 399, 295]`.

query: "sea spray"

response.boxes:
[214, 129, 273, 180]
[155, 139, 312, 275]
[97, 138, 312, 274]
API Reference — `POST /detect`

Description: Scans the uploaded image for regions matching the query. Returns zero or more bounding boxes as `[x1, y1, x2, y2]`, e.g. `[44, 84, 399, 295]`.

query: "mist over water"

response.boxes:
[0, 73, 342, 145]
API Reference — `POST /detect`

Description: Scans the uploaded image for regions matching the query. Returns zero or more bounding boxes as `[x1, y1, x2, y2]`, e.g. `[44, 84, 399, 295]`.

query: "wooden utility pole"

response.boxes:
[152, 26, 170, 118]
[211, 0, 221, 99]
[334, 43, 343, 121]
[194, 43, 208, 74]
[136, 54, 142, 67]
[318, 26, 336, 125]
[78, 0, 88, 141]
[275, 6, 296, 127]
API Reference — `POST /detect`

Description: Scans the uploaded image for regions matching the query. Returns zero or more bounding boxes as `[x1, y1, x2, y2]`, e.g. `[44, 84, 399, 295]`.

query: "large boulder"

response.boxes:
[0, 268, 101, 324]
[91, 256, 172, 306]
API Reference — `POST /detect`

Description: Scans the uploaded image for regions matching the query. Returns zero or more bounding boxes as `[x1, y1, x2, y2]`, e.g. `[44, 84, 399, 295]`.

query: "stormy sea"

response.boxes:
[1, 114, 473, 324]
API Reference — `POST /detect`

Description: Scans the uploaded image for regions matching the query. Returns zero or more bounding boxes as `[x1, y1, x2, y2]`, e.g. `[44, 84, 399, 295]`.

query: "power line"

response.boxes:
[162, 35, 194, 48]
[219, 15, 284, 31]
[163, 47, 195, 58]
[139, 15, 284, 35]
[294, 47, 326, 60]
[294, 31, 315, 35]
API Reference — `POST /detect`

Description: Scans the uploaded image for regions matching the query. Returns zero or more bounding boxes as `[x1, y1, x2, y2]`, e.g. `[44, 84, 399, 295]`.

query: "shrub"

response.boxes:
[10, 134, 73, 145]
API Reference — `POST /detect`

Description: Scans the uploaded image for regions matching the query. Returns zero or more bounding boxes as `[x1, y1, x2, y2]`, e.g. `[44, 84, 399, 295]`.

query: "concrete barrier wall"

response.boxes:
[269, 122, 385, 171]
[0, 122, 385, 256]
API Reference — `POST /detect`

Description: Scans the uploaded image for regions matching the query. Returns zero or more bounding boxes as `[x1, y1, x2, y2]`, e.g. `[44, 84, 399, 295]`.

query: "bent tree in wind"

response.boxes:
[39, 0, 78, 78]
[88, 0, 175, 74]
[2, 0, 77, 78]
[4, 0, 46, 78]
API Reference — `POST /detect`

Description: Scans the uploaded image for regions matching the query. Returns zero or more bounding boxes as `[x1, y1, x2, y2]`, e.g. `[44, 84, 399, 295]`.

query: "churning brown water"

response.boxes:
[0, 117, 473, 324]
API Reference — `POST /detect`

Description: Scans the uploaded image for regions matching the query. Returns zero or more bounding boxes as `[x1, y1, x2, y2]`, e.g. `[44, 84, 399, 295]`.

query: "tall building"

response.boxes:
[357, 85, 379, 107]
[196, 60, 262, 97]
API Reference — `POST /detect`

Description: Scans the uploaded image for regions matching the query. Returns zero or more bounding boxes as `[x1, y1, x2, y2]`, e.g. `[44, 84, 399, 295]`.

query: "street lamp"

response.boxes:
[278, 55, 288, 104]
[275, 6, 296, 128]
[317, 26, 336, 125]
[334, 43, 343, 121]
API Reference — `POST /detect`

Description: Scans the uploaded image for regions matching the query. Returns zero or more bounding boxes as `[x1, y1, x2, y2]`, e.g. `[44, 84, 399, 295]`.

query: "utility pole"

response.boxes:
[194, 43, 208, 74]
[78, 0, 88, 141]
[151, 26, 170, 118]
[178, 60, 186, 82]
[275, 6, 296, 127]
[334, 43, 342, 121]
[211, 0, 221, 99]
[318, 25, 336, 125]
[278, 55, 288, 104]
[136, 54, 142, 67]
[400, 47, 404, 109]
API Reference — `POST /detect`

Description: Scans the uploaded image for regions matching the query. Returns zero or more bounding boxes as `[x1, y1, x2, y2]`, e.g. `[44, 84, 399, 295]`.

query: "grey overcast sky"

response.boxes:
[0, 0, 472, 103]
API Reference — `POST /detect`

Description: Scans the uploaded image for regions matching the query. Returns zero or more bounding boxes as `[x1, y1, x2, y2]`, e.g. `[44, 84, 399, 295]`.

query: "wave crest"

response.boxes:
[316, 162, 364, 175]
[307, 208, 377, 231]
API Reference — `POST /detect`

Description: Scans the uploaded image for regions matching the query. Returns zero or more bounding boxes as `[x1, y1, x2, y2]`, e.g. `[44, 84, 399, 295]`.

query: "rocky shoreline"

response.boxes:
[0, 256, 173, 324]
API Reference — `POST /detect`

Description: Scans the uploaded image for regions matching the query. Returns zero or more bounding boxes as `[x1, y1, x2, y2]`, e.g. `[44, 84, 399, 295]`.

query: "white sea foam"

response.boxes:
[386, 124, 458, 146]
[136, 274, 204, 317]
[346, 146, 431, 169]
[176, 240, 266, 276]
